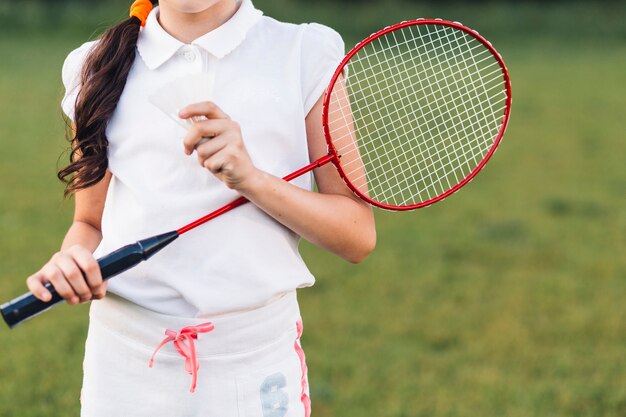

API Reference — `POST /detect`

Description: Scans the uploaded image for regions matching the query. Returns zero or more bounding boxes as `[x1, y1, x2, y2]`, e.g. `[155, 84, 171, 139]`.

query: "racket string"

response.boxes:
[417, 23, 475, 194]
[343, 24, 471, 83]
[329, 66, 501, 158]
[459, 27, 503, 143]
[386, 29, 427, 203]
[353, 42, 401, 200]
[370, 107, 505, 203]
[347, 98, 504, 199]
[326, 23, 508, 206]
[329, 32, 490, 120]
[329, 38, 500, 135]
[329, 37, 500, 160]
[334, 81, 505, 200]
[343, 105, 505, 204]
[332, 68, 505, 169]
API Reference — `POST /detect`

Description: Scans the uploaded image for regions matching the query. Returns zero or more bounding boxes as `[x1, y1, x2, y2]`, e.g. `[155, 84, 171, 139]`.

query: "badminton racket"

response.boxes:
[2, 19, 512, 328]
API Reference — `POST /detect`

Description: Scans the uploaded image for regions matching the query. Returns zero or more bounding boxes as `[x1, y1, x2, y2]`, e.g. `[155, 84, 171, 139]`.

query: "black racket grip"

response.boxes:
[1, 231, 178, 328]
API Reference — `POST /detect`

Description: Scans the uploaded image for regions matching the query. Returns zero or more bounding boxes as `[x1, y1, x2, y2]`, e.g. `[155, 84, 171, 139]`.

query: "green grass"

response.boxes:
[1, 2, 625, 417]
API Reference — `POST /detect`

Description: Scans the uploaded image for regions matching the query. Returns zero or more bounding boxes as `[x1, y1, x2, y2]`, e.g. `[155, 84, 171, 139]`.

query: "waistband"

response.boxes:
[89, 290, 301, 358]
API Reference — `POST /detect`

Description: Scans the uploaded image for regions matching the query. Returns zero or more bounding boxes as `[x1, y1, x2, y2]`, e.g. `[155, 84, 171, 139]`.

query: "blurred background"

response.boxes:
[0, 0, 625, 416]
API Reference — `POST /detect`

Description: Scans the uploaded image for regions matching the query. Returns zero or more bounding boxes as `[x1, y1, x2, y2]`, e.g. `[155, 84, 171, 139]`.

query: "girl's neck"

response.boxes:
[157, 1, 240, 44]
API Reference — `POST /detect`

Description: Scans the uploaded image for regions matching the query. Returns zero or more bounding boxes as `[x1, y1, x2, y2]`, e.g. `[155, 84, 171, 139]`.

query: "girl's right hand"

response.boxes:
[26, 245, 107, 305]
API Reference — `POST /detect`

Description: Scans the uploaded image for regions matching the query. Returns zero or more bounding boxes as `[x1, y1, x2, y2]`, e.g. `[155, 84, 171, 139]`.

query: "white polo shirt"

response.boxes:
[61, 0, 344, 317]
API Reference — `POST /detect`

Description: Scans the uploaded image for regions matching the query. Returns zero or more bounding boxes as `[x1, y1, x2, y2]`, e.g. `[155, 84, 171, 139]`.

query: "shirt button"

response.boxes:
[183, 50, 196, 62]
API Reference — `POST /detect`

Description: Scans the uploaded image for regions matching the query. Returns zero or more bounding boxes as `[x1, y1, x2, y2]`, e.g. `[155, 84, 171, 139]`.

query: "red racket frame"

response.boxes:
[322, 19, 512, 211]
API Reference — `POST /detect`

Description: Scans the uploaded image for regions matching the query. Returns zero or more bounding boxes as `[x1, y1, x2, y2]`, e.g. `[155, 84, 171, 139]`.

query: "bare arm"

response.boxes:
[26, 128, 112, 304]
[61, 169, 110, 252]
[180, 94, 376, 263]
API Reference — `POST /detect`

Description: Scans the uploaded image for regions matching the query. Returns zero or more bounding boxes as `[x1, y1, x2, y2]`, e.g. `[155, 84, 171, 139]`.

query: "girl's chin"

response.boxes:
[159, 0, 228, 14]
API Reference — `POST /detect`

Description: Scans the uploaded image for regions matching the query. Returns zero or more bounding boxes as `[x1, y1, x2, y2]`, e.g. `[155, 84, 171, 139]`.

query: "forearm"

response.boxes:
[179, 100, 376, 262]
[239, 169, 376, 263]
[60, 221, 103, 253]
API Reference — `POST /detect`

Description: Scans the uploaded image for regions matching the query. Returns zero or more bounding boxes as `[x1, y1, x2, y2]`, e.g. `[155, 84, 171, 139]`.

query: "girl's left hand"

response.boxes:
[180, 102, 260, 191]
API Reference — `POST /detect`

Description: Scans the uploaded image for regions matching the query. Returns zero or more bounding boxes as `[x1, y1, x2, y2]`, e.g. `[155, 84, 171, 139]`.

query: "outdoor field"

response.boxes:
[0, 1, 625, 416]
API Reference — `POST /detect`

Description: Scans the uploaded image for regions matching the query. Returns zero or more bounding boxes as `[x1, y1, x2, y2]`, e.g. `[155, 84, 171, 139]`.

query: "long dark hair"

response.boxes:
[57, 7, 153, 197]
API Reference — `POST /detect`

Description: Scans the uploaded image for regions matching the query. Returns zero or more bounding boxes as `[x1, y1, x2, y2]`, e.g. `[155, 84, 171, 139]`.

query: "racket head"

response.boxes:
[322, 19, 512, 211]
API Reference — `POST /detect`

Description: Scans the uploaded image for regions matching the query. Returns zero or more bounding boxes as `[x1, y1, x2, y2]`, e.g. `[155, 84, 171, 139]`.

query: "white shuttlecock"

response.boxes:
[149, 72, 215, 130]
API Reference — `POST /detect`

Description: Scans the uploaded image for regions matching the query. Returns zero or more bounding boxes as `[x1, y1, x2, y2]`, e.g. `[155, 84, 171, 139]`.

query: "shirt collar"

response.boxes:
[137, 0, 263, 70]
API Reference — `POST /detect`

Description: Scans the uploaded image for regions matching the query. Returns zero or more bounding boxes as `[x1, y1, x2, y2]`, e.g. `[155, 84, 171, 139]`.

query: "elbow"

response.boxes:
[345, 227, 377, 264]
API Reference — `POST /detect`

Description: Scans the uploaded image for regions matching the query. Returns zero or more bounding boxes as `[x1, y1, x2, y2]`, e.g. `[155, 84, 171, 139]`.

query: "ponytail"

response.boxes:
[57, 0, 154, 197]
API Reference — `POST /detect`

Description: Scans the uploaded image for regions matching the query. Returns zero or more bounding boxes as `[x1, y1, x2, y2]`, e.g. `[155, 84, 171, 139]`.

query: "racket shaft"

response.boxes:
[1, 231, 178, 328]
[177, 153, 336, 234]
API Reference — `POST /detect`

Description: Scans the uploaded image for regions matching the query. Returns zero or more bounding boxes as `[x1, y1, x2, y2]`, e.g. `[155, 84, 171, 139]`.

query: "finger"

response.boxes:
[54, 253, 92, 303]
[179, 101, 230, 120]
[183, 119, 232, 155]
[26, 272, 53, 302]
[68, 246, 104, 297]
[202, 146, 238, 175]
[203, 152, 234, 175]
[92, 281, 108, 300]
[41, 263, 80, 304]
[195, 135, 230, 162]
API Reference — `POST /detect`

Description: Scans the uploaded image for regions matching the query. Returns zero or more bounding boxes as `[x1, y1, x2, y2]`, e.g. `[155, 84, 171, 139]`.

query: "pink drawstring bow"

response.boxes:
[148, 322, 215, 393]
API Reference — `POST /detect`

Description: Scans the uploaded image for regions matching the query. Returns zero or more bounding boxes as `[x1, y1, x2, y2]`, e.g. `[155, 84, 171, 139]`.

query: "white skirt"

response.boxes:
[81, 291, 311, 417]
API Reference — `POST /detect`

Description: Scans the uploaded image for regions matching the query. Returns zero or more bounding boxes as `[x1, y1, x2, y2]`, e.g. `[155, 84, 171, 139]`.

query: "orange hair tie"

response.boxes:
[129, 0, 153, 27]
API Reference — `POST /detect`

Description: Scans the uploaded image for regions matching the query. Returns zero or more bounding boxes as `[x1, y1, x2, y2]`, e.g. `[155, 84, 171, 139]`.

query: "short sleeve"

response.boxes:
[61, 41, 98, 120]
[300, 23, 345, 116]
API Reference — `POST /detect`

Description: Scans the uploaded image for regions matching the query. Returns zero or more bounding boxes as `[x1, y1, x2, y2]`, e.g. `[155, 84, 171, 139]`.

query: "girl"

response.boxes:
[26, 0, 376, 415]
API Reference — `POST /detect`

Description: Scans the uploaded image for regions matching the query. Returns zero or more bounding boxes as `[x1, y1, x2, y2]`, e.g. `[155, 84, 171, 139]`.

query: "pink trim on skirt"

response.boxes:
[294, 319, 311, 417]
